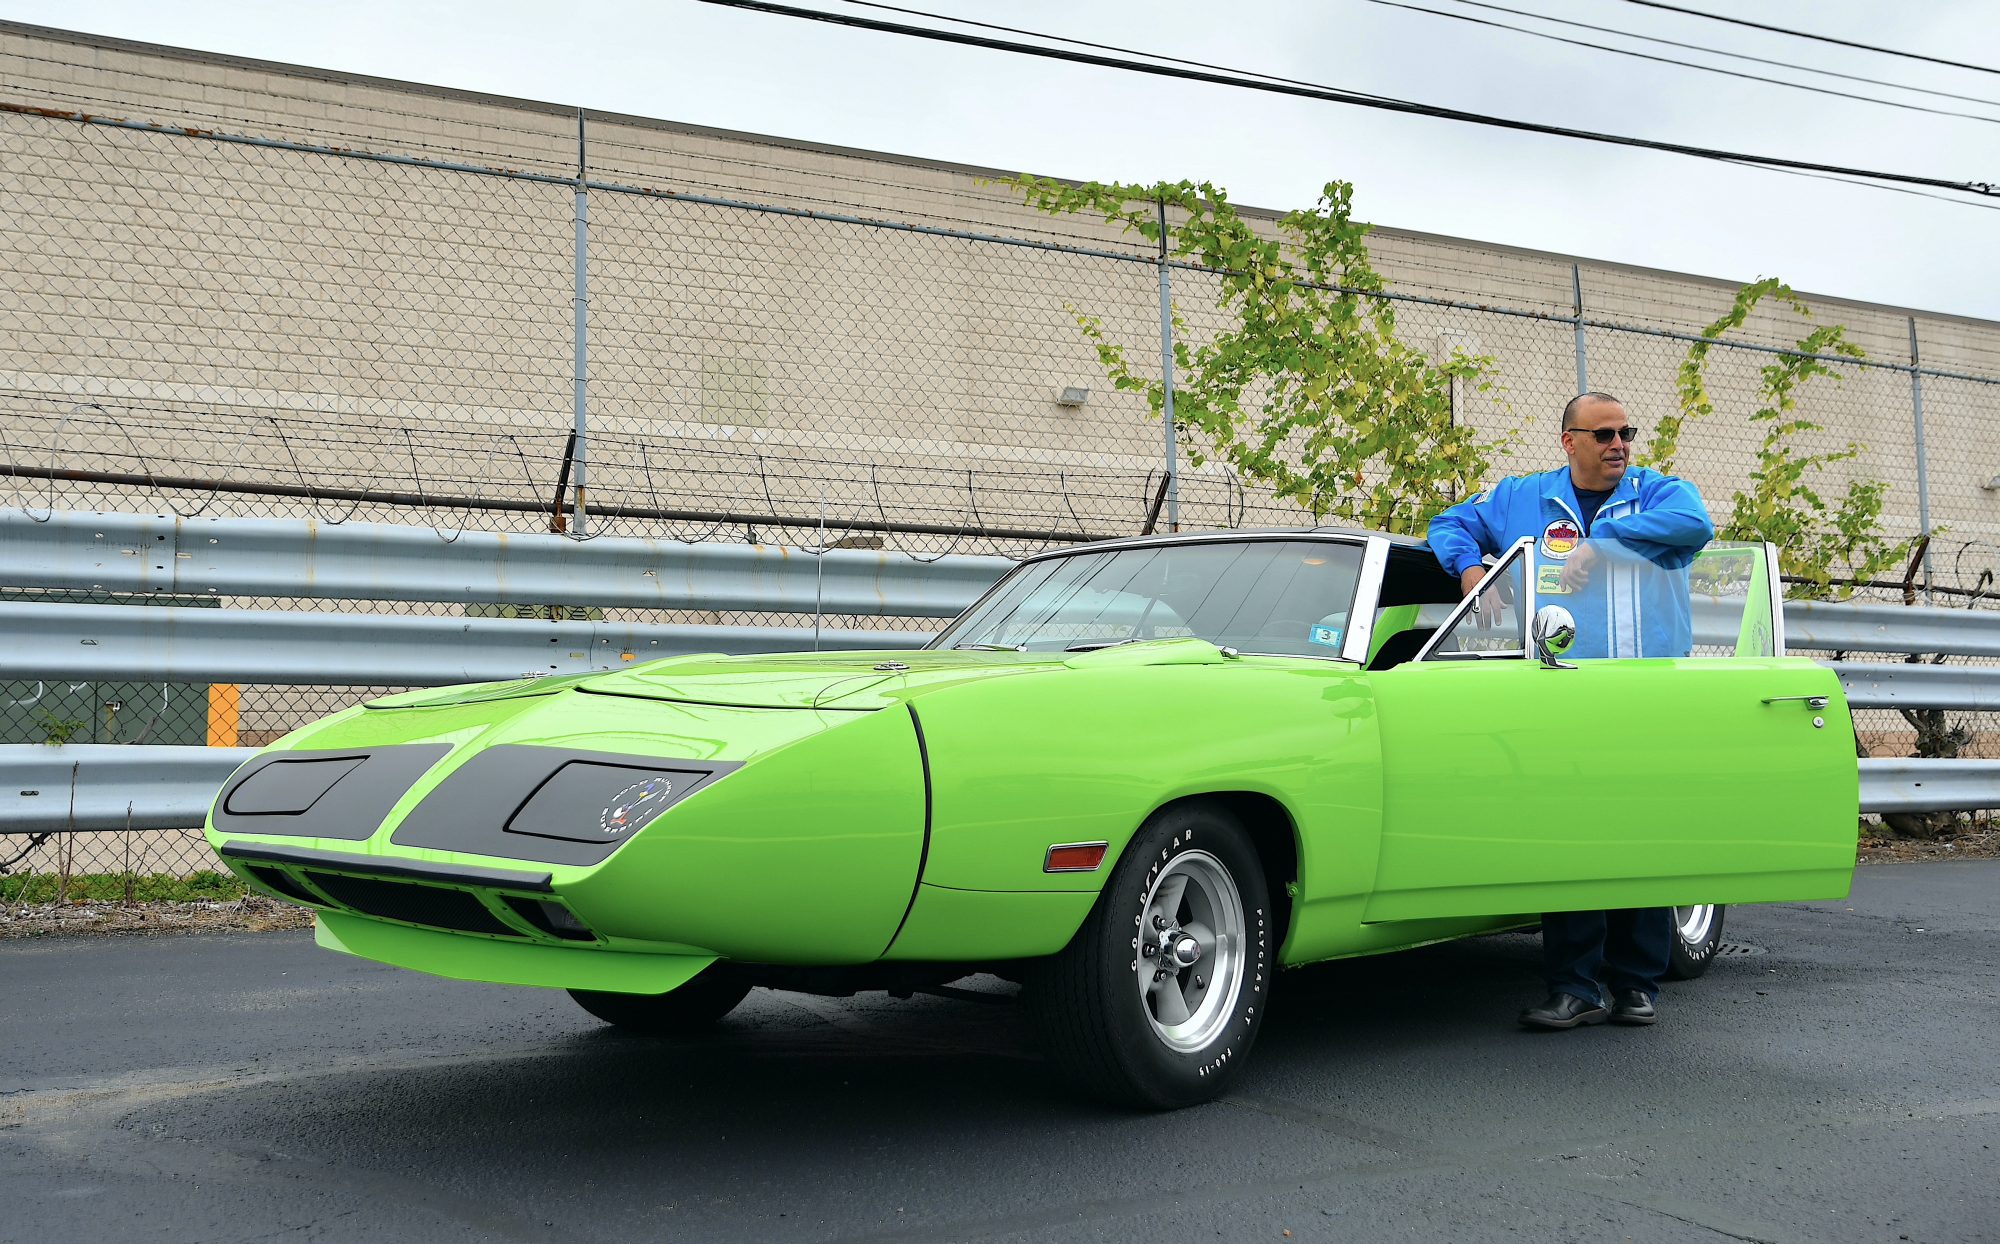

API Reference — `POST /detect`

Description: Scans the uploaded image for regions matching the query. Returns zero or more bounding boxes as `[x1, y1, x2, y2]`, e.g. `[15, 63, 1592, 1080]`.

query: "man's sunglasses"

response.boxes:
[1566, 425, 1637, 444]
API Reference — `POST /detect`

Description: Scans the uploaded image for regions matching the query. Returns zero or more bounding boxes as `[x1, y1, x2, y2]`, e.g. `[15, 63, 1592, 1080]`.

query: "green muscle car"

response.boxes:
[204, 529, 1857, 1108]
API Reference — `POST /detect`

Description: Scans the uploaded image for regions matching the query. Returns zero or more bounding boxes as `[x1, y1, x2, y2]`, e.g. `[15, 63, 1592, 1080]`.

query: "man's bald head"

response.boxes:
[1560, 392, 1633, 491]
[1562, 392, 1623, 431]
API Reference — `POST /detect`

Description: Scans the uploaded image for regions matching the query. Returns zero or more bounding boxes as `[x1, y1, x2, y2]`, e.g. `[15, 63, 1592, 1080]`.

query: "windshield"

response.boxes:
[1413, 537, 1775, 664]
[930, 539, 1367, 659]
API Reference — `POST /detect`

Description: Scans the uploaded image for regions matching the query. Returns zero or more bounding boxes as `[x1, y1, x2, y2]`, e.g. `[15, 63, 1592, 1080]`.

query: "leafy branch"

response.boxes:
[1004, 176, 1511, 535]
[1642, 277, 1924, 600]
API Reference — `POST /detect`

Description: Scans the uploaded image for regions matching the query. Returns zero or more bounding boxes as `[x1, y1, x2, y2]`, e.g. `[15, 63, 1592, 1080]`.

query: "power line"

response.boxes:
[1417, 0, 2000, 108]
[834, 0, 1404, 101]
[1721, 159, 2000, 214]
[1367, 0, 2000, 125]
[1621, 0, 2000, 78]
[848, 0, 2000, 111]
[698, 0, 1998, 201]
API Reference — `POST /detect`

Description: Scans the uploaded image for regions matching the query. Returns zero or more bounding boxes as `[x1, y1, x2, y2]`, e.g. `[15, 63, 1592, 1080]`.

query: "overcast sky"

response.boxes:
[7, 0, 1996, 322]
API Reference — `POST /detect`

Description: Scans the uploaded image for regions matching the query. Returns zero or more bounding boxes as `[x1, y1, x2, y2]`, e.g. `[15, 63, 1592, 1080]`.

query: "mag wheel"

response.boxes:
[1027, 802, 1272, 1110]
[569, 964, 753, 1036]
[1665, 904, 1725, 980]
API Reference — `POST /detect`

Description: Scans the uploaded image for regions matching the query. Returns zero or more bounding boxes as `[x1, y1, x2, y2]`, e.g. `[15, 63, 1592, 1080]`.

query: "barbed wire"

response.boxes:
[0, 397, 1238, 553]
[5, 395, 1997, 598]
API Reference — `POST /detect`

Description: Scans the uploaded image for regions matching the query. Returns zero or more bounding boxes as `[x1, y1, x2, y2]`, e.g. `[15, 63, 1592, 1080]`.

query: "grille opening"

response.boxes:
[246, 865, 324, 907]
[503, 896, 599, 942]
[305, 871, 521, 937]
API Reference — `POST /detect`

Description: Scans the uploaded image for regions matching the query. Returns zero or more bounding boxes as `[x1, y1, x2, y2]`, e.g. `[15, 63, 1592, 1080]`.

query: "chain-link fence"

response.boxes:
[6, 81, 2000, 887]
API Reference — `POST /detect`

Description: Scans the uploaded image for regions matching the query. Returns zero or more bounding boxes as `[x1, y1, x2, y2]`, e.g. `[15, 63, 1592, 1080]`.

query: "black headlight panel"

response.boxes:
[389, 745, 740, 866]
[506, 762, 711, 846]
[211, 746, 453, 841]
[224, 756, 366, 815]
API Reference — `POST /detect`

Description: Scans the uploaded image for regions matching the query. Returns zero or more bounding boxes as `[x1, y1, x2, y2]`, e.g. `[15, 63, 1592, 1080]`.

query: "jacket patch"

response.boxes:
[1541, 519, 1581, 559]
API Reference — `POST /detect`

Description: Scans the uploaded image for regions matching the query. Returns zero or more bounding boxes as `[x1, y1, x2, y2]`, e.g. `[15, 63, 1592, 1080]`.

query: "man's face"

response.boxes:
[1562, 398, 1632, 490]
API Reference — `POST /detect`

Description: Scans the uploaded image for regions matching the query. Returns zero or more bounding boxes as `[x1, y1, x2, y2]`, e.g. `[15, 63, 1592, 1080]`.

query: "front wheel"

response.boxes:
[1664, 904, 1726, 980]
[569, 964, 753, 1035]
[1025, 803, 1272, 1110]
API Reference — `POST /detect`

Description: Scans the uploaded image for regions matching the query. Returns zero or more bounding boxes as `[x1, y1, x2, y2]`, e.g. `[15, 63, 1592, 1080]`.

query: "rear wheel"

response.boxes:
[1665, 904, 1725, 980]
[1026, 802, 1272, 1110]
[569, 964, 752, 1035]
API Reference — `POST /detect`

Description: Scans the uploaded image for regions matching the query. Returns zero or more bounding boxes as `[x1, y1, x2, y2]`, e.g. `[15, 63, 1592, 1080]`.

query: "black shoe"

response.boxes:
[1609, 990, 1658, 1026]
[1519, 993, 1609, 1030]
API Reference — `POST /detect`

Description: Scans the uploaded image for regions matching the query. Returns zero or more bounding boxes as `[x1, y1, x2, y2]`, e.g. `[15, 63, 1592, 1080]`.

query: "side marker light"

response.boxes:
[1044, 842, 1109, 873]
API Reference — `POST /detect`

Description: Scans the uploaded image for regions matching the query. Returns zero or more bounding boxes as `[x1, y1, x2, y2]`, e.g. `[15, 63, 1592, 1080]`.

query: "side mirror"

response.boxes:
[1532, 604, 1576, 669]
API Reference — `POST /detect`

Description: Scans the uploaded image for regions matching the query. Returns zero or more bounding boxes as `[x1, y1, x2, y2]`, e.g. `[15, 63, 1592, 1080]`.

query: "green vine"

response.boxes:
[1003, 176, 1512, 535]
[1641, 278, 1924, 600]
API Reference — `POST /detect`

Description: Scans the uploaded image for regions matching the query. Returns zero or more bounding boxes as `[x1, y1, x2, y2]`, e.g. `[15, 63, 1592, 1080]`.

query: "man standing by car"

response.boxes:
[1425, 391, 1715, 1030]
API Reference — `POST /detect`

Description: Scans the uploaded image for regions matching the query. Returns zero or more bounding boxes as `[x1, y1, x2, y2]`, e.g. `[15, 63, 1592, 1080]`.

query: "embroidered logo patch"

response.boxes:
[1541, 519, 1581, 559]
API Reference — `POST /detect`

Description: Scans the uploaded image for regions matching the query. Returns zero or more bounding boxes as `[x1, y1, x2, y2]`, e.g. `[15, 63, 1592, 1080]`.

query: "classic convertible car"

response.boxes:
[204, 528, 1858, 1108]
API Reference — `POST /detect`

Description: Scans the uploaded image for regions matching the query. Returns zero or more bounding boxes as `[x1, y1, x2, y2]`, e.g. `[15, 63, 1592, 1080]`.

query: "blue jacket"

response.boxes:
[1425, 466, 1716, 659]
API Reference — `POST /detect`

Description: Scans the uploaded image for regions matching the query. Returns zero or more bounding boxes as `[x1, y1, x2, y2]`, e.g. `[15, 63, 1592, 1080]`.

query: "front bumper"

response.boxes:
[315, 909, 715, 993]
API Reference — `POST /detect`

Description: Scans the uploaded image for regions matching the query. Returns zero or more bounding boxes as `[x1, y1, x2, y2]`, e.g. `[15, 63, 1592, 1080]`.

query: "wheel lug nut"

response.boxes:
[1142, 944, 1157, 957]
[1153, 969, 1166, 982]
[1152, 915, 1170, 931]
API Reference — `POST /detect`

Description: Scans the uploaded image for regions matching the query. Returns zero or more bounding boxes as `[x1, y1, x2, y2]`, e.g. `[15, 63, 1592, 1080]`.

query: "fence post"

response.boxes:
[1571, 263, 1588, 394]
[571, 108, 591, 537]
[1909, 316, 1932, 599]
[1155, 195, 1179, 531]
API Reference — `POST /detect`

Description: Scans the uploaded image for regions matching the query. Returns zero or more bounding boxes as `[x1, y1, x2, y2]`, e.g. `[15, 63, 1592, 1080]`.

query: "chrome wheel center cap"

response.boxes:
[1169, 934, 1202, 968]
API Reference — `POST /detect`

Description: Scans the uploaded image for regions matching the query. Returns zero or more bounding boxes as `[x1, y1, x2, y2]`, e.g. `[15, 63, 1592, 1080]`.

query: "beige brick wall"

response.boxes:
[6, 19, 1999, 563]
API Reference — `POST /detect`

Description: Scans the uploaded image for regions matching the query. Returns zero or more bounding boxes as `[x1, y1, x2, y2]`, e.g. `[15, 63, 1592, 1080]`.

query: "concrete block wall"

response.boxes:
[5, 19, 1999, 561]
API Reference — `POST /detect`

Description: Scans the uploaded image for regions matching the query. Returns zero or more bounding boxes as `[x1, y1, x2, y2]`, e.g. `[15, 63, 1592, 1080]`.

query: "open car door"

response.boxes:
[1361, 538, 1857, 922]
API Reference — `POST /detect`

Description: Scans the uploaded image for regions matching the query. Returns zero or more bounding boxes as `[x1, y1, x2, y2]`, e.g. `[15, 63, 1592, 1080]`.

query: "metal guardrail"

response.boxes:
[1786, 600, 2000, 659]
[1827, 662, 2000, 712]
[1858, 759, 2000, 816]
[0, 510, 1009, 616]
[1688, 597, 2000, 659]
[12, 509, 1989, 654]
[0, 601, 930, 686]
[4, 511, 2000, 830]
[3, 745, 255, 832]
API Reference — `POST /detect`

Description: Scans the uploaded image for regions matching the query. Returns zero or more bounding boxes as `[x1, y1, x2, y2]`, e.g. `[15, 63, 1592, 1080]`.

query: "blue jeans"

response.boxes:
[1542, 908, 1673, 1005]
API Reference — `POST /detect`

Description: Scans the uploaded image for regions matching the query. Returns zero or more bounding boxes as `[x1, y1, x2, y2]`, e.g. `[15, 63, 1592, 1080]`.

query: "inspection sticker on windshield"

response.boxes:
[1309, 625, 1343, 648]
[1536, 563, 1569, 596]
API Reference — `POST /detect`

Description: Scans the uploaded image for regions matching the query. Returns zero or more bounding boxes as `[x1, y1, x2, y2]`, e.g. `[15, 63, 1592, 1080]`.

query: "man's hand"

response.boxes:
[1560, 544, 1597, 591]
[1459, 566, 1487, 598]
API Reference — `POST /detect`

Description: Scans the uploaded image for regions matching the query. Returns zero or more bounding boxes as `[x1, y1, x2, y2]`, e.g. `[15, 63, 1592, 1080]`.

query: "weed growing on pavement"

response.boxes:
[0, 870, 246, 904]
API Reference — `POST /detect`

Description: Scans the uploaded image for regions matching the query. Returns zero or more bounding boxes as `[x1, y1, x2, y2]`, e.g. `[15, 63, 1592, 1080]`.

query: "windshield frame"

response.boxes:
[925, 531, 1387, 665]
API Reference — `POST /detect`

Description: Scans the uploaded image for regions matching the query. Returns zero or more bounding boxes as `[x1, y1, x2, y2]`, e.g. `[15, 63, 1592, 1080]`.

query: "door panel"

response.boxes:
[1362, 656, 1857, 921]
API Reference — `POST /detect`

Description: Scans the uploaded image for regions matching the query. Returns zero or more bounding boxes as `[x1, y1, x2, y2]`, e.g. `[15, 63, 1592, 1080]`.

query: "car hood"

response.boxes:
[578, 649, 1060, 709]
[362, 638, 1239, 714]
[583, 638, 1239, 708]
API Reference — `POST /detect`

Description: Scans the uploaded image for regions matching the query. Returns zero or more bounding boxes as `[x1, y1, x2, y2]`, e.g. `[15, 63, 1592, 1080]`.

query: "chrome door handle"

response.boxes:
[1761, 695, 1829, 709]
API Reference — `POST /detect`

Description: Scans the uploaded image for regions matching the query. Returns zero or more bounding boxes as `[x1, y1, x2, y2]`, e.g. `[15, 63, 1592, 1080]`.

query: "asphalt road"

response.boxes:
[5, 861, 1997, 1244]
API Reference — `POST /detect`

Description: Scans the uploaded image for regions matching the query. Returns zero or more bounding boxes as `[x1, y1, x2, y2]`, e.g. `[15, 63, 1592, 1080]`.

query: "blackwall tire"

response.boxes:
[1026, 802, 1273, 1110]
[569, 965, 753, 1035]
[1665, 904, 1725, 981]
